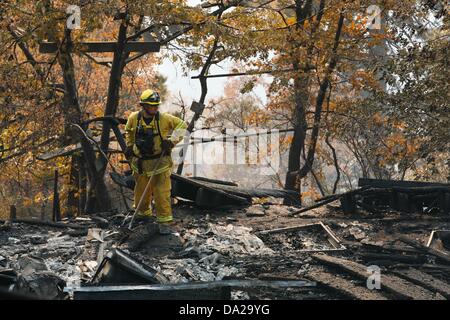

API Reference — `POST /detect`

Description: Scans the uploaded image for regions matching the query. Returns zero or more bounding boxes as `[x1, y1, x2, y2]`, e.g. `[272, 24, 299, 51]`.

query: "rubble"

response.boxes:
[1, 184, 450, 300]
[427, 230, 450, 251]
[111, 172, 300, 208]
[256, 222, 344, 253]
[182, 223, 275, 257]
[245, 205, 266, 217]
[91, 249, 161, 285]
[13, 271, 66, 300]
[311, 254, 446, 300]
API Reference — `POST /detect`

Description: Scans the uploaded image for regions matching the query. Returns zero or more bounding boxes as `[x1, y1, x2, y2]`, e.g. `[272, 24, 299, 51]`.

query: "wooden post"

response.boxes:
[53, 170, 61, 222]
[444, 192, 450, 215]
[79, 158, 87, 215]
[9, 205, 16, 221]
[67, 157, 79, 218]
[40, 202, 46, 221]
[340, 194, 356, 214]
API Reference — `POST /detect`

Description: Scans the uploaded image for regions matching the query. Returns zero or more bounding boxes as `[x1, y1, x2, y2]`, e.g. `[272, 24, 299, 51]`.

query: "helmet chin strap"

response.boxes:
[142, 108, 159, 118]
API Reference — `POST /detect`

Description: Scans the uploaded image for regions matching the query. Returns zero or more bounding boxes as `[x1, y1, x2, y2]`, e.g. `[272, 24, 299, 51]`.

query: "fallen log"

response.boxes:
[290, 187, 369, 216]
[290, 196, 343, 216]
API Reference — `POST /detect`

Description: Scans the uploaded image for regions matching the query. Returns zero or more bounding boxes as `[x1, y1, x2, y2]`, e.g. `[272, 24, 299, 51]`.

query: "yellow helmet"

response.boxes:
[140, 89, 160, 105]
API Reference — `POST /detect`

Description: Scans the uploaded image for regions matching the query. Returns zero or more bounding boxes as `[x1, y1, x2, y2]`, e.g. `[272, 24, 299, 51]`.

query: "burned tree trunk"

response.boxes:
[285, 3, 344, 205]
[284, 0, 314, 199]
[67, 155, 80, 217]
[285, 70, 310, 195]
[78, 156, 87, 213]
[57, 28, 112, 213]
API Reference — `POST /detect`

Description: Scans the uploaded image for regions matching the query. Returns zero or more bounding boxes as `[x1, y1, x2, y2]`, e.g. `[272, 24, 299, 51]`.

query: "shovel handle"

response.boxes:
[128, 153, 165, 229]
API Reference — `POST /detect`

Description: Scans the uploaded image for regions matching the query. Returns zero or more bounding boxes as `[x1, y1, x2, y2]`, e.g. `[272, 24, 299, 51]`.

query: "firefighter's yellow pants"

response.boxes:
[133, 170, 172, 223]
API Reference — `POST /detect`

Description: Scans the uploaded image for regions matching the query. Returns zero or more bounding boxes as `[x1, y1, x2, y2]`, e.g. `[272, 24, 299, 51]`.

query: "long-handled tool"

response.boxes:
[125, 152, 165, 230]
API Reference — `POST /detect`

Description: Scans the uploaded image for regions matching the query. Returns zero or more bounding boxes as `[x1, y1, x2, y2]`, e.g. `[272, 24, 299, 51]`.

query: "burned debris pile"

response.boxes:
[111, 172, 300, 208]
[1, 178, 450, 300]
[291, 178, 450, 217]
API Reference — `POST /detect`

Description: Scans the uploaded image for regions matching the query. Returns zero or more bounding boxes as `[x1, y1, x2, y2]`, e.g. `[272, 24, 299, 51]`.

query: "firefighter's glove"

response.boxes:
[124, 146, 134, 159]
[161, 140, 175, 155]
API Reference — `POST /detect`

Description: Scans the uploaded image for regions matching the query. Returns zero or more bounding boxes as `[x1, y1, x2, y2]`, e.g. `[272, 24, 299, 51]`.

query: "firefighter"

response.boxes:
[125, 89, 187, 234]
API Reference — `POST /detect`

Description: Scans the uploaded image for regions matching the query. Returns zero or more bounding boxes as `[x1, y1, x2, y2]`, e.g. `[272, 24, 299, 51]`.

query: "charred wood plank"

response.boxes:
[91, 249, 160, 285]
[307, 270, 387, 300]
[360, 243, 423, 255]
[311, 254, 444, 300]
[392, 268, 450, 298]
[398, 236, 450, 265]
[191, 176, 238, 186]
[257, 222, 343, 250]
[290, 188, 368, 216]
[392, 186, 450, 194]
[69, 280, 314, 300]
[358, 178, 450, 189]
[290, 196, 342, 216]
[71, 284, 230, 300]
[358, 252, 427, 264]
[172, 173, 249, 207]
[191, 176, 300, 204]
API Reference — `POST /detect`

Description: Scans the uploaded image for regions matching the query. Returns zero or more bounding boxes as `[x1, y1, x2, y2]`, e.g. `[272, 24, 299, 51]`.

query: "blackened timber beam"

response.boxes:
[358, 178, 450, 189]
[312, 254, 444, 300]
[69, 280, 315, 300]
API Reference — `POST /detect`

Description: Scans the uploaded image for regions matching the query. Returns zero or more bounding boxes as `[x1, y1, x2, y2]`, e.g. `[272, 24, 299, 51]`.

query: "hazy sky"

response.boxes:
[157, 55, 229, 103]
[156, 0, 269, 111]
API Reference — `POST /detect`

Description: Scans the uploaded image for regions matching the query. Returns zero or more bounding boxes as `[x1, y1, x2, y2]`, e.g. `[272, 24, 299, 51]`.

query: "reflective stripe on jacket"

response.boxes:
[125, 111, 187, 176]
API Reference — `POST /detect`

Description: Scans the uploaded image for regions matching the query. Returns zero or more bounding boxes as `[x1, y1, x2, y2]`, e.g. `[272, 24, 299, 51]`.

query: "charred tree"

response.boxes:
[57, 28, 112, 213]
[285, 0, 344, 205]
